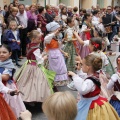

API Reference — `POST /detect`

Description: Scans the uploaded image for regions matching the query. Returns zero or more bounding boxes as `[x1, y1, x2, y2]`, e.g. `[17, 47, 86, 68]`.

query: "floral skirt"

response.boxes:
[3, 82, 26, 118]
[15, 61, 55, 102]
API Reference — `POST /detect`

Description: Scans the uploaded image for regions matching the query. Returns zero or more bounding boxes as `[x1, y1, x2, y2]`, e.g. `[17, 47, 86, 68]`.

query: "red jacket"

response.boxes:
[37, 14, 47, 32]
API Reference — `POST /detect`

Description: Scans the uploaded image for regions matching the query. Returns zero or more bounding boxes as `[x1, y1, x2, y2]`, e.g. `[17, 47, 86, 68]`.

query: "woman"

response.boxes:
[60, 6, 68, 22]
[45, 5, 53, 23]
[37, 6, 47, 51]
[7, 7, 20, 26]
[27, 4, 37, 32]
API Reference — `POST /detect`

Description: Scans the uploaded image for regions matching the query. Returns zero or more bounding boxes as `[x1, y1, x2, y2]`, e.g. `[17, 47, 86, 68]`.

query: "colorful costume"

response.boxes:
[0, 59, 26, 118]
[77, 21, 91, 59]
[45, 33, 68, 86]
[0, 76, 16, 120]
[64, 27, 78, 72]
[107, 72, 120, 116]
[72, 74, 119, 120]
[15, 43, 55, 102]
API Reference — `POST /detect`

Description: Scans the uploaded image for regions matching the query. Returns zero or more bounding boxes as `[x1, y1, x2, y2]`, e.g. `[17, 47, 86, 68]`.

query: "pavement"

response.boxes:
[14, 43, 120, 120]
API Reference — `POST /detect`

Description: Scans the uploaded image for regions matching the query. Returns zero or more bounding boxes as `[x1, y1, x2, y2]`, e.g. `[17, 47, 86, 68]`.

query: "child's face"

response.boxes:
[33, 34, 41, 43]
[69, 19, 75, 27]
[81, 59, 89, 73]
[10, 23, 17, 30]
[54, 16, 58, 21]
[0, 47, 11, 62]
[89, 42, 94, 52]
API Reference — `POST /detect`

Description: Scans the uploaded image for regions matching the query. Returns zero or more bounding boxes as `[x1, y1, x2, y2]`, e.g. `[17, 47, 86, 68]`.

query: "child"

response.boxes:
[6, 20, 21, 67]
[44, 21, 68, 87]
[42, 91, 77, 120]
[68, 54, 119, 120]
[70, 34, 113, 99]
[64, 17, 78, 72]
[0, 44, 26, 118]
[0, 75, 19, 120]
[15, 30, 55, 102]
[107, 55, 120, 116]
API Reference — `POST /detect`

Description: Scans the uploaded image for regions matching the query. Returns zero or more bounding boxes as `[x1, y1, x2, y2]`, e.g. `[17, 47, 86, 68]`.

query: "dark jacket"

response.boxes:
[6, 29, 20, 50]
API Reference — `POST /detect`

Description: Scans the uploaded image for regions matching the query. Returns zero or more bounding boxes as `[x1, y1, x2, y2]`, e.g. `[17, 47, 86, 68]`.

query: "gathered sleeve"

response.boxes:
[44, 33, 55, 44]
[33, 49, 44, 65]
[0, 74, 12, 93]
[72, 75, 95, 95]
[107, 74, 118, 90]
[81, 24, 87, 32]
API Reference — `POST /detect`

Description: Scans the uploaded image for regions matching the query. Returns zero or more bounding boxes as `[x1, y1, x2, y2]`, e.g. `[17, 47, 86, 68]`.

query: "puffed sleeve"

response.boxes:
[44, 33, 55, 44]
[81, 25, 87, 32]
[83, 40, 89, 47]
[66, 29, 73, 41]
[72, 75, 95, 95]
[107, 74, 118, 90]
[0, 74, 12, 93]
[33, 49, 44, 65]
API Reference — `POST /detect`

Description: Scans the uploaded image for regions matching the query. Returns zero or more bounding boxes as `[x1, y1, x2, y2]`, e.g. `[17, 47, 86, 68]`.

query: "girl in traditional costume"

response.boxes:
[71, 34, 114, 99]
[44, 21, 68, 87]
[107, 55, 120, 116]
[77, 13, 92, 59]
[64, 17, 78, 72]
[15, 30, 55, 102]
[68, 54, 119, 120]
[0, 74, 19, 120]
[0, 44, 26, 118]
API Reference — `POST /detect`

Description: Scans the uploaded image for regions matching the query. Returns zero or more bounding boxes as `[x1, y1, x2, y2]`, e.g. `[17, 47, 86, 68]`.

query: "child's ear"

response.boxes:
[9, 52, 12, 56]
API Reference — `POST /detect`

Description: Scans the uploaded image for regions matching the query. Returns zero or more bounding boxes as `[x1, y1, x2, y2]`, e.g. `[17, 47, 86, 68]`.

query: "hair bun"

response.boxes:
[92, 57, 102, 71]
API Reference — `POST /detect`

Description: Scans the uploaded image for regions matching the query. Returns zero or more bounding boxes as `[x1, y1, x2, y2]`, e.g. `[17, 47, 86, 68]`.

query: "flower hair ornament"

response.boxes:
[92, 42, 99, 48]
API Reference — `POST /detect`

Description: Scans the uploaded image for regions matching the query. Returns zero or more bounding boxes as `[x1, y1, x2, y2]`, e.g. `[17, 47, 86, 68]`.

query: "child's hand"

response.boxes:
[9, 90, 19, 96]
[64, 52, 69, 58]
[73, 31, 78, 36]
[12, 39, 16, 42]
[20, 110, 32, 120]
[17, 41, 21, 45]
[43, 55, 48, 61]
[68, 71, 76, 76]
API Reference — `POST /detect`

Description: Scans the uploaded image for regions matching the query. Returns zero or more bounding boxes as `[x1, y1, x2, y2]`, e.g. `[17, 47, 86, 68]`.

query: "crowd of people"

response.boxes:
[1, 0, 120, 120]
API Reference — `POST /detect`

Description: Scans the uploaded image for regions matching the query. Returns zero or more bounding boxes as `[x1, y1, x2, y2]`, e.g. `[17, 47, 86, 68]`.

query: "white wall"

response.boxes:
[0, 1, 4, 9]
[92, 0, 97, 7]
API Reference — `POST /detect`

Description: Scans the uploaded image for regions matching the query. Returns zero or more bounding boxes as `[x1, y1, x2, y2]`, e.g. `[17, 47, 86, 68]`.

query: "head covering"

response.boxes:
[46, 21, 60, 32]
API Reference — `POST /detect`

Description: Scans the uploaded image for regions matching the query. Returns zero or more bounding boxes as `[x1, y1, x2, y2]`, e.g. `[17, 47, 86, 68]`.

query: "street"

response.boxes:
[15, 43, 120, 120]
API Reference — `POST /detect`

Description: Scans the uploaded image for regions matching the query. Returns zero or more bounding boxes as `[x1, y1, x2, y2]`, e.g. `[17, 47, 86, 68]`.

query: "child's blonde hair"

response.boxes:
[27, 30, 40, 40]
[9, 20, 18, 30]
[42, 91, 77, 120]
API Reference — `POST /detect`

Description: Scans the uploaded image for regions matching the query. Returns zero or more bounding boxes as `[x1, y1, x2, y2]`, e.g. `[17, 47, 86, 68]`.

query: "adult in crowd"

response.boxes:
[102, 6, 117, 51]
[17, 4, 28, 56]
[7, 7, 20, 26]
[4, 3, 13, 24]
[60, 6, 68, 22]
[27, 4, 37, 32]
[67, 6, 73, 17]
[45, 5, 53, 23]
[37, 6, 47, 35]
[3, 5, 8, 17]
[13, 0, 19, 8]
[37, 6, 47, 51]
[92, 10, 100, 26]
[25, 5, 30, 11]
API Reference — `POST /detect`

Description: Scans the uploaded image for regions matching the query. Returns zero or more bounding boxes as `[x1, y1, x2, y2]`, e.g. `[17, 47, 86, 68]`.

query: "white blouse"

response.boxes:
[107, 73, 120, 90]
[33, 49, 44, 65]
[72, 75, 95, 95]
[0, 74, 11, 93]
